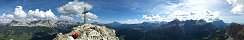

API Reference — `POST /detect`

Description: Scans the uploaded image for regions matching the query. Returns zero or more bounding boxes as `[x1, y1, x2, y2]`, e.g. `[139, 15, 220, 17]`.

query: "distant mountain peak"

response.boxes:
[111, 21, 121, 24]
[212, 20, 227, 28]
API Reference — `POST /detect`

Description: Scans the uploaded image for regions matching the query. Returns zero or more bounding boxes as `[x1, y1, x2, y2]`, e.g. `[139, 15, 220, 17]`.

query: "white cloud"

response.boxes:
[77, 12, 98, 20]
[59, 15, 74, 21]
[86, 12, 98, 20]
[145, 0, 222, 22]
[44, 9, 58, 20]
[1, 13, 14, 19]
[0, 14, 14, 23]
[127, 19, 140, 24]
[226, 0, 244, 14]
[14, 6, 27, 19]
[143, 10, 220, 22]
[170, 10, 220, 22]
[0, 19, 12, 24]
[57, 0, 97, 22]
[142, 14, 171, 22]
[28, 9, 57, 20]
[28, 9, 46, 18]
[57, 0, 92, 15]
[0, 6, 59, 23]
[0, 6, 28, 23]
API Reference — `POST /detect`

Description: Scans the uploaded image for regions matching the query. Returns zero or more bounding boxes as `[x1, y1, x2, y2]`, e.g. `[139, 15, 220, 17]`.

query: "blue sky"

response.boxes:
[0, 0, 244, 24]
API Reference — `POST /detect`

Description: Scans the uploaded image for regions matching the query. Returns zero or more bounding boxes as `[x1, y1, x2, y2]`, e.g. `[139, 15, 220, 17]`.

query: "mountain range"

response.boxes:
[105, 19, 244, 40]
[0, 19, 243, 40]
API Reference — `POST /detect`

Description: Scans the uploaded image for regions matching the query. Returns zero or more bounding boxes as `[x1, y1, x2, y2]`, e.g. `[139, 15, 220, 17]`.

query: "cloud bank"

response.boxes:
[143, 0, 221, 22]
[0, 14, 14, 23]
[0, 0, 97, 24]
[143, 10, 220, 22]
[0, 6, 59, 23]
[28, 9, 57, 20]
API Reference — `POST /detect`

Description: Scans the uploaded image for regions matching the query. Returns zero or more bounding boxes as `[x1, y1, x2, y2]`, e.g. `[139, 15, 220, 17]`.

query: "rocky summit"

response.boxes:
[53, 24, 119, 40]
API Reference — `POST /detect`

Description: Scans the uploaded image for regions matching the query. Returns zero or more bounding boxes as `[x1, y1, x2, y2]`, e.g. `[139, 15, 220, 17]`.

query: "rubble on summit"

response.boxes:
[53, 24, 119, 40]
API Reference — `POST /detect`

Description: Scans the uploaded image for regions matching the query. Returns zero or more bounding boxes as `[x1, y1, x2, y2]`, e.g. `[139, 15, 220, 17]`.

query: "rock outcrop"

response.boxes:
[226, 22, 244, 40]
[53, 24, 119, 40]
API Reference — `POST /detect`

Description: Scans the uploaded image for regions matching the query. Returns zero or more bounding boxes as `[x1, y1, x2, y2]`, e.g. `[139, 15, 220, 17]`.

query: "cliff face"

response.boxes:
[227, 22, 244, 40]
[53, 24, 119, 40]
